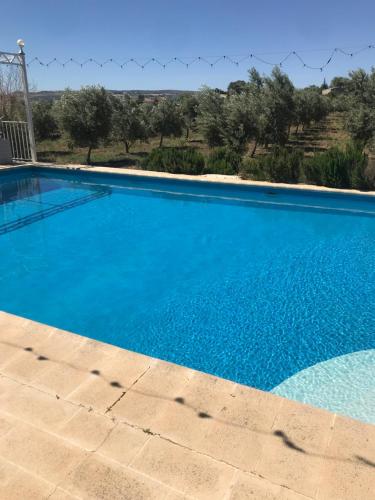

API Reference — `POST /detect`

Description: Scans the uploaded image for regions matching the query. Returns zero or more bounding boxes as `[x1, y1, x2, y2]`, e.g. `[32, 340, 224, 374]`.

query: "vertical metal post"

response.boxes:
[18, 44, 37, 162]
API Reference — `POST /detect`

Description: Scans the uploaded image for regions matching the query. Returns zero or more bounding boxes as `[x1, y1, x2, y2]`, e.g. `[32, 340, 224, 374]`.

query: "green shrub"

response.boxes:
[205, 147, 242, 175]
[239, 147, 304, 183]
[239, 157, 267, 181]
[303, 144, 369, 190]
[142, 147, 205, 175]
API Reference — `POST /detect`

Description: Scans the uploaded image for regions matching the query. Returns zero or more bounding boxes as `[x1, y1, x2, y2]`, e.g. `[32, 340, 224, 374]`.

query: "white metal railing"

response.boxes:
[0, 120, 31, 161]
[0, 40, 37, 162]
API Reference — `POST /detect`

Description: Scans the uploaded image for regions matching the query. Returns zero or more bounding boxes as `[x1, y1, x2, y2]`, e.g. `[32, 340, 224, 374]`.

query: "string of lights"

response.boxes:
[26, 44, 375, 71]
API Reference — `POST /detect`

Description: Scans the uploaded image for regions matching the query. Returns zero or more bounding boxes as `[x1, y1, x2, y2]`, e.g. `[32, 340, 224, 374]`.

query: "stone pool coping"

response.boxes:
[1, 161, 375, 197]
[0, 311, 374, 499]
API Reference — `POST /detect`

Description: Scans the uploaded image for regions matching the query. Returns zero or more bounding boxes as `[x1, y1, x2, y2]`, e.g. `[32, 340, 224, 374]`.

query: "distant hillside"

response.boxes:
[30, 89, 197, 101]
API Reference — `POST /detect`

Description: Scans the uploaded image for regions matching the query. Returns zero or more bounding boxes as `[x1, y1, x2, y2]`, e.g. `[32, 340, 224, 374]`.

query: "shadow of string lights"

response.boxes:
[0, 337, 374, 469]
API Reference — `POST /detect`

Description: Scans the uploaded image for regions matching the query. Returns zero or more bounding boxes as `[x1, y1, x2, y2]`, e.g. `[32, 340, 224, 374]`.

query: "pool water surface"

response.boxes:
[0, 167, 374, 418]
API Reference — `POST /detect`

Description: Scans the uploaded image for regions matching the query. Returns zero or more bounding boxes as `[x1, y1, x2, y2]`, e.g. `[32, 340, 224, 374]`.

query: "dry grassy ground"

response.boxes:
[37, 112, 374, 171]
[36, 132, 210, 168]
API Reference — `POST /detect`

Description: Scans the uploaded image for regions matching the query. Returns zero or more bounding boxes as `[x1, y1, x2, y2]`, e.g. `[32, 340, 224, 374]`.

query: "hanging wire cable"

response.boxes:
[26, 44, 375, 71]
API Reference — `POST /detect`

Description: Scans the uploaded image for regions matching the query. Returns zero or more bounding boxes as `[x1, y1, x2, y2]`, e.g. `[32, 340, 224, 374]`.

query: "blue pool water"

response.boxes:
[0, 167, 374, 397]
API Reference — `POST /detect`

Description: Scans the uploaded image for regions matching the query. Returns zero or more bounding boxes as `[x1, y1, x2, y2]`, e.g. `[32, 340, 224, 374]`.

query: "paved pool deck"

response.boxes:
[0, 311, 374, 500]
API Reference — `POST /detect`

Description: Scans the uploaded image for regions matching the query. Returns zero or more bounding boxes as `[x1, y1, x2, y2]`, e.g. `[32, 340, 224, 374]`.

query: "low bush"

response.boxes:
[142, 147, 205, 175]
[204, 147, 242, 175]
[240, 147, 304, 183]
[303, 143, 370, 190]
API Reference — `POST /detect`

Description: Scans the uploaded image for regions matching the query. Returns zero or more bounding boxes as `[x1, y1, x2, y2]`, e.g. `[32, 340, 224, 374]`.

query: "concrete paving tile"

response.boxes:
[165, 492, 193, 500]
[0, 375, 20, 400]
[0, 311, 46, 341]
[186, 385, 283, 472]
[131, 435, 236, 499]
[110, 360, 193, 428]
[98, 422, 150, 465]
[13, 315, 52, 335]
[64, 338, 119, 371]
[58, 407, 116, 451]
[0, 384, 78, 432]
[35, 328, 85, 362]
[273, 398, 334, 452]
[228, 471, 310, 499]
[219, 384, 283, 432]
[32, 360, 91, 398]
[49, 488, 82, 500]
[65, 373, 125, 413]
[151, 392, 217, 452]
[0, 348, 54, 383]
[61, 453, 175, 499]
[149, 370, 236, 445]
[0, 327, 84, 390]
[94, 347, 152, 390]
[65, 343, 151, 412]
[256, 398, 334, 498]
[0, 458, 55, 500]
[0, 337, 24, 369]
[198, 418, 266, 473]
[174, 371, 237, 417]
[0, 412, 15, 439]
[153, 378, 282, 472]
[316, 416, 375, 500]
[0, 314, 57, 350]
[0, 424, 87, 485]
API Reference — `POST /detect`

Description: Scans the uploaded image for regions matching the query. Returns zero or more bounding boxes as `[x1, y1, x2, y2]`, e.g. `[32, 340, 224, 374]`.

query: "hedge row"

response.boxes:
[240, 144, 371, 190]
[141, 144, 373, 191]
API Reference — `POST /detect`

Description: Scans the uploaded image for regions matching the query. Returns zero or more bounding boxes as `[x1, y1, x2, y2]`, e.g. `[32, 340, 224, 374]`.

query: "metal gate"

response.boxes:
[0, 40, 37, 162]
[0, 120, 31, 161]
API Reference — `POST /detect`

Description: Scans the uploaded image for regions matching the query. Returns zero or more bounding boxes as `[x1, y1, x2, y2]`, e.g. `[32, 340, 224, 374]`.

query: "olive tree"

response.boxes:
[32, 101, 59, 141]
[56, 86, 112, 164]
[227, 80, 247, 96]
[344, 69, 375, 148]
[150, 99, 184, 147]
[262, 67, 295, 147]
[293, 88, 330, 133]
[346, 105, 375, 147]
[223, 90, 260, 154]
[196, 86, 226, 147]
[112, 94, 148, 153]
[223, 67, 295, 155]
[179, 94, 199, 139]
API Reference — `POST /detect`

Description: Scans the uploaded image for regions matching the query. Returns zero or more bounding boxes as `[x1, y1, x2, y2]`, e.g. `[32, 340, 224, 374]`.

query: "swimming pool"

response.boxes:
[1, 167, 374, 420]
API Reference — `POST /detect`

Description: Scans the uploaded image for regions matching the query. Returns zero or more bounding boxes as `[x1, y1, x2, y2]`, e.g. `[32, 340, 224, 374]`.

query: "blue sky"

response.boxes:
[1, 0, 375, 91]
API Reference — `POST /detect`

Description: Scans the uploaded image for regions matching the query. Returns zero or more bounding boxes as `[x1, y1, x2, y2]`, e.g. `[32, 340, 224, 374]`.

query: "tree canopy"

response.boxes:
[111, 94, 149, 153]
[56, 85, 113, 163]
[150, 99, 184, 147]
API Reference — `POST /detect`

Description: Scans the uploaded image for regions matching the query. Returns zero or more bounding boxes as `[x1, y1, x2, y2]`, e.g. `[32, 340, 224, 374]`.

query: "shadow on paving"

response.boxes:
[1, 337, 374, 470]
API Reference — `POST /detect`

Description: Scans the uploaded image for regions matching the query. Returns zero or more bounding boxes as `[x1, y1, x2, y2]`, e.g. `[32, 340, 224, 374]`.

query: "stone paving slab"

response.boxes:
[0, 310, 374, 499]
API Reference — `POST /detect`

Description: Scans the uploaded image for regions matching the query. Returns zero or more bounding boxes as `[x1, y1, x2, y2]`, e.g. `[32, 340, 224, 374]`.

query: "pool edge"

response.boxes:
[2, 161, 375, 197]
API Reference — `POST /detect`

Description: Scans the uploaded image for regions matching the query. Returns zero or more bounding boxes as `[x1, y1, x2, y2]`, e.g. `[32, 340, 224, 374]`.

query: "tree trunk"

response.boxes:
[287, 124, 291, 141]
[125, 141, 130, 153]
[186, 127, 190, 140]
[159, 134, 164, 147]
[250, 138, 258, 157]
[86, 146, 92, 165]
[295, 124, 299, 134]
